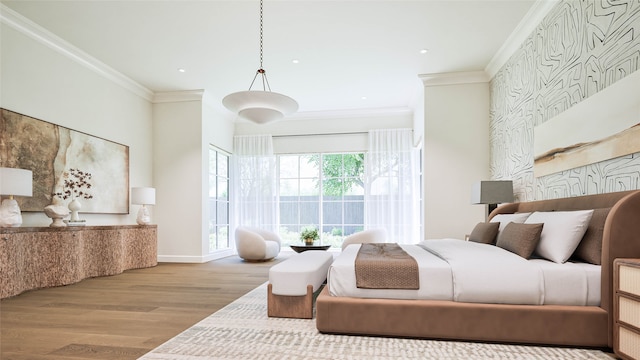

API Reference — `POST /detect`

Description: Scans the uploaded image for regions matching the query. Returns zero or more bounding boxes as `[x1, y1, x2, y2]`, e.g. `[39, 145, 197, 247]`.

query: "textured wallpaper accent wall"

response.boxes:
[490, 0, 640, 201]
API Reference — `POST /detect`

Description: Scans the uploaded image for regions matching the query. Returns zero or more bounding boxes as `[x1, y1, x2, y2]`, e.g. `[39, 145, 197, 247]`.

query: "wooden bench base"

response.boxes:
[268, 283, 314, 319]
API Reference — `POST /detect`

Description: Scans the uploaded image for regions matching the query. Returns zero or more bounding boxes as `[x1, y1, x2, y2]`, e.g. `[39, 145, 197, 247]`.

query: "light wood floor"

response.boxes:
[0, 253, 291, 360]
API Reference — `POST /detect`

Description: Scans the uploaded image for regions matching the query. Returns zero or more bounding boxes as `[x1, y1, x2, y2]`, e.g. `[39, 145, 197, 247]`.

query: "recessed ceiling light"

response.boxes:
[292, 59, 300, 64]
[361, 96, 367, 100]
[178, 68, 186, 73]
[420, 49, 429, 54]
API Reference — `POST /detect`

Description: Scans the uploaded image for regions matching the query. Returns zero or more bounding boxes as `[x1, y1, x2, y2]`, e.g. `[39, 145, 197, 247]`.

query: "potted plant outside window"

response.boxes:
[300, 226, 319, 246]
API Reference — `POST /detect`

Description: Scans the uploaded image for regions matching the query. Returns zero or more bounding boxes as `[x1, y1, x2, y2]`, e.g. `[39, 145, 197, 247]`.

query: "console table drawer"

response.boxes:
[616, 259, 640, 360]
[621, 296, 640, 329]
[619, 326, 640, 360]
[621, 265, 640, 297]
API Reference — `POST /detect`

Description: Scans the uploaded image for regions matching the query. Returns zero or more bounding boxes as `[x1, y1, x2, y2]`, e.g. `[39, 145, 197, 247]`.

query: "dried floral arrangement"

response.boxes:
[52, 168, 94, 200]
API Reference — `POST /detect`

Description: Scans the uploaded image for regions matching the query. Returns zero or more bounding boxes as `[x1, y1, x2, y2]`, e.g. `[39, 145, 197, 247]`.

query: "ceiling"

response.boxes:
[1, 0, 538, 118]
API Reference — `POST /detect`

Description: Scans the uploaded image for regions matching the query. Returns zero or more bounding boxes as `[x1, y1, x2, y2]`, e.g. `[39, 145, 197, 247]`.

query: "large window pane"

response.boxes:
[216, 202, 228, 224]
[300, 155, 319, 177]
[322, 179, 343, 199]
[279, 179, 299, 197]
[218, 178, 228, 200]
[345, 201, 364, 224]
[300, 202, 319, 224]
[277, 152, 364, 248]
[279, 202, 299, 224]
[300, 179, 319, 196]
[279, 155, 299, 178]
[209, 146, 230, 252]
[323, 154, 343, 177]
[217, 153, 227, 176]
[322, 202, 342, 224]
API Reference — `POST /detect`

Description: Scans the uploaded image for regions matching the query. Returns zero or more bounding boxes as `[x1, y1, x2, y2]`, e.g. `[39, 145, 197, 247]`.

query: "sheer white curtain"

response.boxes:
[231, 135, 277, 231]
[365, 129, 420, 244]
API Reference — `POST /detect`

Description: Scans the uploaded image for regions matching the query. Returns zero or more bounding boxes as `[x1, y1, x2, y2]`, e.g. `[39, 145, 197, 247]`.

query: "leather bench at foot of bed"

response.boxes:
[268, 250, 333, 319]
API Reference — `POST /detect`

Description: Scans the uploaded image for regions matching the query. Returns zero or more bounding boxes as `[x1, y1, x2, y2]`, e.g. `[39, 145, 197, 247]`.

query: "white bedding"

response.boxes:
[328, 239, 601, 306]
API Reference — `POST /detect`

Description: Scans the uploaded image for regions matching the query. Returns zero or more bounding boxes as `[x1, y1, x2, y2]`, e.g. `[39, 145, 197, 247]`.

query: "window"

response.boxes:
[277, 153, 364, 248]
[209, 146, 230, 252]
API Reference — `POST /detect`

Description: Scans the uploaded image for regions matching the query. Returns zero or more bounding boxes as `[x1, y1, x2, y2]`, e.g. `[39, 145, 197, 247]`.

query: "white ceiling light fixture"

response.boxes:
[222, 0, 298, 124]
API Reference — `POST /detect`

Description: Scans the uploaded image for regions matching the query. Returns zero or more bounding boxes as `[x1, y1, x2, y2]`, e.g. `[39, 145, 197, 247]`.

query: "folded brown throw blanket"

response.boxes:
[355, 243, 419, 289]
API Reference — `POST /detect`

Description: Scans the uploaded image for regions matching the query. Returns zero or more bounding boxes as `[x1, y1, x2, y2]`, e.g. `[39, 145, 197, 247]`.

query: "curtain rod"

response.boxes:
[272, 129, 413, 138]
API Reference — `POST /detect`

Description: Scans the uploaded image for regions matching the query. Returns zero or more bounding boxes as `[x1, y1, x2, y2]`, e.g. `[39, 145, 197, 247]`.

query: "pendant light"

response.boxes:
[222, 0, 298, 124]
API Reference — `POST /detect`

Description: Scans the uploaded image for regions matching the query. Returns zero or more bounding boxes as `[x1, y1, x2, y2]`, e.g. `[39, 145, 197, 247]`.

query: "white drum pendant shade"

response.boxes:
[223, 90, 298, 124]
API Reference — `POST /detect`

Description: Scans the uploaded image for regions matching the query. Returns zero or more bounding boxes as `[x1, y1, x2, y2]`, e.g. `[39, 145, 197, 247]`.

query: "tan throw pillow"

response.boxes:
[468, 222, 500, 245]
[572, 208, 611, 265]
[496, 222, 544, 259]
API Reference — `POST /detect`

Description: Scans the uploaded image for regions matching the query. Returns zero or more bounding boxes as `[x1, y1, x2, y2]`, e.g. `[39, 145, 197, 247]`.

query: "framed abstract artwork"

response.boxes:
[0, 108, 129, 214]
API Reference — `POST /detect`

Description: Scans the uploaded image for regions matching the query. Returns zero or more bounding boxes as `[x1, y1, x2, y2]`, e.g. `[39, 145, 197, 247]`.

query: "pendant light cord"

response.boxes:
[259, 0, 263, 70]
[248, 0, 271, 92]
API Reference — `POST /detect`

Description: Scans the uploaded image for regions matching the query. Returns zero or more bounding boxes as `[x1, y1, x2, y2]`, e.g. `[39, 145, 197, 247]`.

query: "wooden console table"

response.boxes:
[0, 225, 157, 299]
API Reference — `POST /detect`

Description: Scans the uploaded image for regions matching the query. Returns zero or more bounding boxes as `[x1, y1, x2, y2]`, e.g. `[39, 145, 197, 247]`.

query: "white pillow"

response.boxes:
[490, 213, 531, 232]
[525, 210, 594, 263]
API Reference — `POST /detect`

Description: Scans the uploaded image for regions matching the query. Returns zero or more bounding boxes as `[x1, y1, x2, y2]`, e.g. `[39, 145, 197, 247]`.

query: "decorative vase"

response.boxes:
[68, 198, 82, 221]
[44, 198, 69, 227]
[304, 238, 314, 246]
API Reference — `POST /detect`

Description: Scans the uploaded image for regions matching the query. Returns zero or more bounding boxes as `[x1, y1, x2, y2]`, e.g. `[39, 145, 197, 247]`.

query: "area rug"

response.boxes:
[138, 283, 613, 360]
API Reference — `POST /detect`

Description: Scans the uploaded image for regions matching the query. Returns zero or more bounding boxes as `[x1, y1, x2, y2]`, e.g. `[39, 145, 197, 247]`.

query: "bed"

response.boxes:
[316, 190, 640, 347]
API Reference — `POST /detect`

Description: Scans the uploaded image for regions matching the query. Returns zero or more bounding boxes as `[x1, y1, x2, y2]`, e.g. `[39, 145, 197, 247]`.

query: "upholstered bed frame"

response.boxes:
[316, 190, 640, 347]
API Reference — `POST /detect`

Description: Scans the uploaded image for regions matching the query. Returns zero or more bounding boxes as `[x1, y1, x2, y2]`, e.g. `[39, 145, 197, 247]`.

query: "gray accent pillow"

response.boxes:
[496, 222, 544, 259]
[468, 222, 500, 245]
[572, 208, 611, 265]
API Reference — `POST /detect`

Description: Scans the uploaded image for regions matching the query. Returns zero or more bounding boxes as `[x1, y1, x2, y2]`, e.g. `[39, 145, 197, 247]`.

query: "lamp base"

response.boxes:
[136, 205, 151, 225]
[0, 198, 23, 227]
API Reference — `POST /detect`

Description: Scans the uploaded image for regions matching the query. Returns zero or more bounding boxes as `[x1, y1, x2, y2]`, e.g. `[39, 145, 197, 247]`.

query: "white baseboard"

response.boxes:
[157, 249, 235, 263]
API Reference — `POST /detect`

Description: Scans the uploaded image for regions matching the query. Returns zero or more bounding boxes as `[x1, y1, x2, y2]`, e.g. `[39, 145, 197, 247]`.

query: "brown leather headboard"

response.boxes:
[489, 190, 640, 346]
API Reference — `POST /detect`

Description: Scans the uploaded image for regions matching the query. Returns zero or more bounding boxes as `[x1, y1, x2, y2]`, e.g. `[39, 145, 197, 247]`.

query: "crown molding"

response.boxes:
[485, 0, 559, 79]
[419, 71, 490, 87]
[152, 90, 205, 104]
[0, 4, 154, 101]
[154, 90, 225, 117]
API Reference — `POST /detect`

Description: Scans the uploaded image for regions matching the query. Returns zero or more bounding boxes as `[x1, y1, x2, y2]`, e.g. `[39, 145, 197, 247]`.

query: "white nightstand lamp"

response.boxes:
[0, 167, 33, 227]
[131, 187, 155, 225]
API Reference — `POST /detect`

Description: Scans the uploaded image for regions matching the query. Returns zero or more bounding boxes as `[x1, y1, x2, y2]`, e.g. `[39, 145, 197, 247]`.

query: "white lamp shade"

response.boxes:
[471, 180, 513, 204]
[131, 187, 156, 205]
[222, 90, 298, 124]
[0, 167, 33, 197]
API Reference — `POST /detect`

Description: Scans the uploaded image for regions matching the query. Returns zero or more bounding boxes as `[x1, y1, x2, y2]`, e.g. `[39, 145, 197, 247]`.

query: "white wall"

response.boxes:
[151, 92, 236, 262]
[1, 20, 153, 227]
[422, 73, 491, 239]
[152, 99, 202, 261]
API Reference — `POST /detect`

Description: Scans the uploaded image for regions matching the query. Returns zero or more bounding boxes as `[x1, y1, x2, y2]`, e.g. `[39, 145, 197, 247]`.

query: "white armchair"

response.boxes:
[235, 226, 282, 261]
[341, 228, 387, 251]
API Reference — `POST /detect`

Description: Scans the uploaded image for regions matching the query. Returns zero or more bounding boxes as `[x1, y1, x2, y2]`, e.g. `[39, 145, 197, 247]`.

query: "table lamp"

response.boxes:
[471, 180, 514, 220]
[0, 167, 33, 227]
[131, 187, 155, 225]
